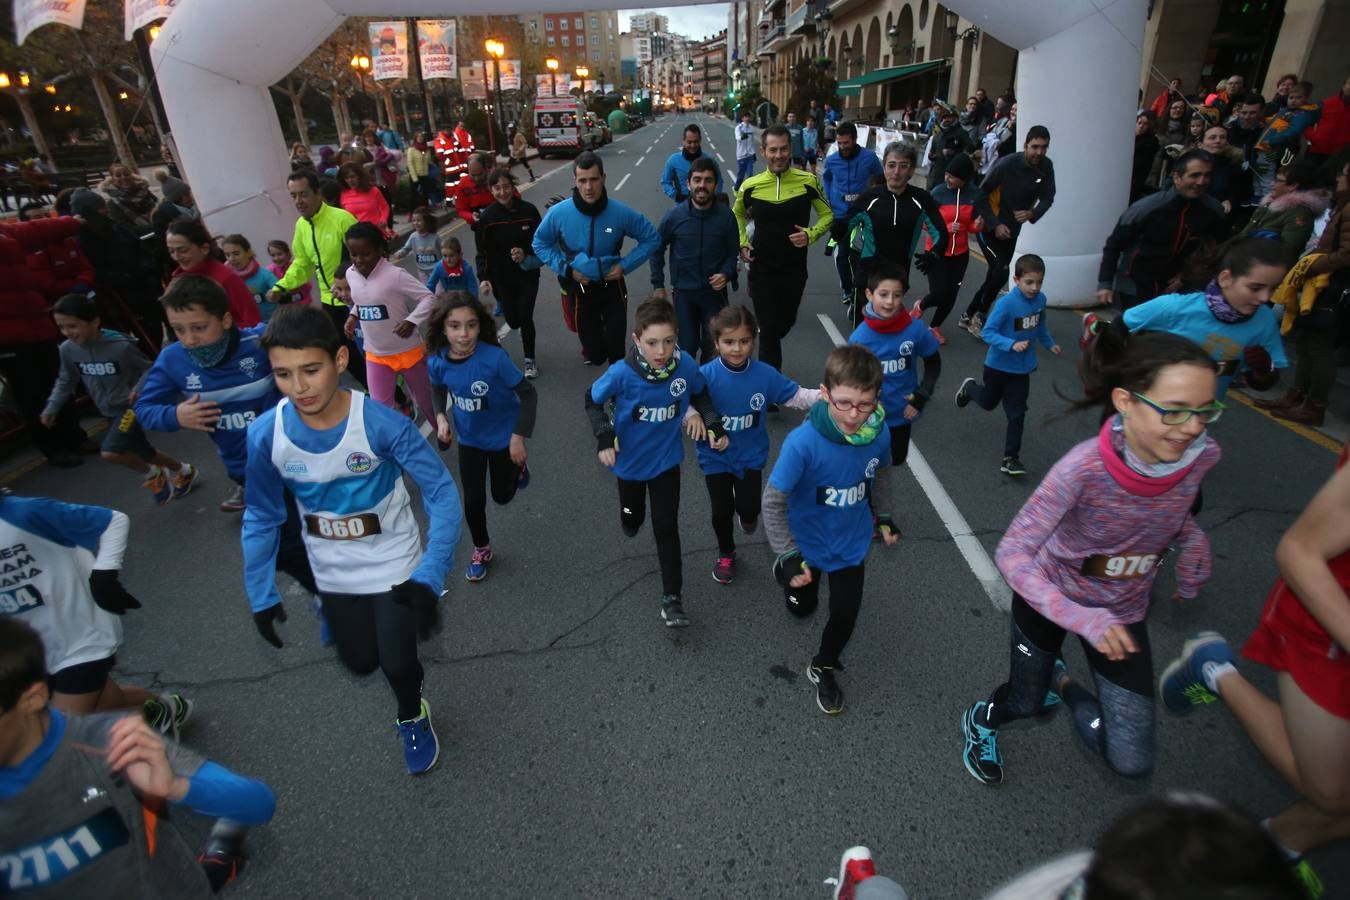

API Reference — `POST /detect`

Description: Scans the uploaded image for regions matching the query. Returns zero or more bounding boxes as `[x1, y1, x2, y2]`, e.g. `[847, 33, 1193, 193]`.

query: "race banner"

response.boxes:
[124, 0, 175, 41]
[16, 0, 87, 46]
[493, 59, 522, 92]
[534, 74, 555, 97]
[416, 19, 456, 80]
[460, 64, 487, 101]
[368, 21, 408, 81]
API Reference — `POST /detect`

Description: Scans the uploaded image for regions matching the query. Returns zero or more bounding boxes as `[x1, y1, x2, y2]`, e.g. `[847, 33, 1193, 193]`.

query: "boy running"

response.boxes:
[764, 345, 898, 715]
[241, 305, 461, 775]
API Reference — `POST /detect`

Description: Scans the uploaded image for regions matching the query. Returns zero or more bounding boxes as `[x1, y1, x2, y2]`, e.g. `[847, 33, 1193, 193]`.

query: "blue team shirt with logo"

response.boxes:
[768, 420, 890, 571]
[696, 358, 801, 477]
[426, 343, 524, 451]
[848, 318, 940, 418]
[590, 352, 705, 482]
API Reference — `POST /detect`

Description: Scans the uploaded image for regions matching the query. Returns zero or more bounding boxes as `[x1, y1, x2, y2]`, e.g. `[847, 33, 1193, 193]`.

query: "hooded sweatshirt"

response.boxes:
[44, 330, 151, 419]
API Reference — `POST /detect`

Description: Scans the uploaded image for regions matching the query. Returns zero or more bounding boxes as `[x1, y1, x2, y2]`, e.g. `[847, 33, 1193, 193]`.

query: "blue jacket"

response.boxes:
[981, 287, 1058, 375]
[532, 192, 660, 284]
[822, 147, 883, 217]
[660, 150, 723, 202]
[650, 199, 740, 291]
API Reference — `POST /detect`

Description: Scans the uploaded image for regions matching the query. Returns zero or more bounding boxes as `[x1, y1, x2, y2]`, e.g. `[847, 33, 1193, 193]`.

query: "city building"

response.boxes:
[627, 12, 671, 35]
[521, 9, 623, 88]
[690, 31, 728, 109]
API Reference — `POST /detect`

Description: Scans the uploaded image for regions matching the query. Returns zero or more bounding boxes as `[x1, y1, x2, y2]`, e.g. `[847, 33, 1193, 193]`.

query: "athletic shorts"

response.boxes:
[1243, 580, 1350, 720]
[48, 654, 116, 695]
[101, 413, 155, 461]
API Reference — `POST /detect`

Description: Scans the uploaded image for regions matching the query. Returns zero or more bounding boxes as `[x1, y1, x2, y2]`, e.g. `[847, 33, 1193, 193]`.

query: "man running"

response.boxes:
[822, 122, 883, 306]
[660, 124, 721, 203]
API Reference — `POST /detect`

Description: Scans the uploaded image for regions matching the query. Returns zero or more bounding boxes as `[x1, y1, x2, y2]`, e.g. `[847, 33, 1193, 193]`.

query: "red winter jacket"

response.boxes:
[0, 218, 95, 346]
[454, 175, 496, 226]
[1307, 92, 1350, 158]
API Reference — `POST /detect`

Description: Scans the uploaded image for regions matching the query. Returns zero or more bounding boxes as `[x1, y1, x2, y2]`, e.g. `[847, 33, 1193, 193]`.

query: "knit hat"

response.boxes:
[160, 176, 191, 204]
[69, 188, 107, 217]
[946, 153, 975, 182]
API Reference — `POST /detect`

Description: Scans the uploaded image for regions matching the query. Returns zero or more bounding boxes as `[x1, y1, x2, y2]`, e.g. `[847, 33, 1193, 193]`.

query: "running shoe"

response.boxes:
[957, 313, 972, 330]
[910, 299, 925, 318]
[219, 483, 245, 513]
[955, 377, 976, 408]
[1159, 631, 1234, 713]
[660, 594, 689, 627]
[807, 664, 843, 715]
[966, 313, 984, 338]
[961, 701, 1004, 785]
[930, 326, 946, 345]
[738, 516, 758, 535]
[523, 358, 539, 379]
[517, 463, 531, 490]
[1000, 457, 1027, 476]
[1042, 658, 1067, 710]
[144, 693, 194, 735]
[396, 698, 439, 775]
[832, 846, 876, 900]
[1290, 857, 1324, 899]
[313, 594, 332, 647]
[170, 463, 199, 501]
[143, 466, 172, 507]
[465, 546, 492, 582]
[712, 554, 735, 585]
[197, 831, 245, 891]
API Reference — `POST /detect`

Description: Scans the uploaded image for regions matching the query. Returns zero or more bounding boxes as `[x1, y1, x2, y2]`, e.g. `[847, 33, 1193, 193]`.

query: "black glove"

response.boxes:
[595, 429, 617, 454]
[914, 250, 937, 275]
[392, 579, 440, 641]
[88, 570, 142, 615]
[875, 513, 900, 542]
[772, 549, 807, 589]
[253, 603, 288, 649]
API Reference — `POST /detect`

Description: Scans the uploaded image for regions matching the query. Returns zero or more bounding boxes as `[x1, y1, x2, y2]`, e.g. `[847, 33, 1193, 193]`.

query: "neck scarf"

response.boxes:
[186, 327, 238, 370]
[1203, 279, 1251, 323]
[630, 345, 681, 382]
[682, 147, 701, 161]
[414, 139, 428, 152]
[572, 187, 609, 217]
[862, 303, 913, 333]
[1097, 414, 1206, 496]
[809, 399, 886, 446]
[231, 257, 260, 281]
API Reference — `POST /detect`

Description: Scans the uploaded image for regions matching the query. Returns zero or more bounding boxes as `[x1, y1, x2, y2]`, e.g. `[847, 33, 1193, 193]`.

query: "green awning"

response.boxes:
[836, 60, 945, 91]
[837, 85, 861, 97]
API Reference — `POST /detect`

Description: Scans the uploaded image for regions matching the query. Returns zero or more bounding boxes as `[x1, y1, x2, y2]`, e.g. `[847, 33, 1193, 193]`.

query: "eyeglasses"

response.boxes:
[1131, 392, 1225, 425]
[828, 397, 878, 414]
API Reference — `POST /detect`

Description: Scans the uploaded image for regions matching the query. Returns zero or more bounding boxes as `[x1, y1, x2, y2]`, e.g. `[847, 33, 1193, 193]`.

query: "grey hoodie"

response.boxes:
[43, 330, 151, 419]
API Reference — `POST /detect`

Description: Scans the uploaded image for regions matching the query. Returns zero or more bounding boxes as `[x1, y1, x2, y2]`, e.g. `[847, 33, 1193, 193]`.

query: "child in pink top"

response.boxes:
[266, 240, 313, 306]
[340, 223, 437, 424]
[961, 328, 1224, 786]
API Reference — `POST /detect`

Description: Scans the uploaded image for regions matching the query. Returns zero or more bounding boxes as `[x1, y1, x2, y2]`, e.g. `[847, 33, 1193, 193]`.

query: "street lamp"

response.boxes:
[485, 38, 506, 157]
[350, 53, 371, 115]
[575, 65, 589, 95]
[545, 57, 559, 97]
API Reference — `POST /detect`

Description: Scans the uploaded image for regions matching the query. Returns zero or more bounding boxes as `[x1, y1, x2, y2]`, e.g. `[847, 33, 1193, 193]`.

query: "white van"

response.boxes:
[534, 96, 599, 158]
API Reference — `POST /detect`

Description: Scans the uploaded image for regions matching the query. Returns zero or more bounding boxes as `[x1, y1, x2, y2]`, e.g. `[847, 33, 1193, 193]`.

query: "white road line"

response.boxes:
[634, 155, 645, 167]
[815, 312, 1012, 611]
[716, 152, 725, 162]
[726, 168, 736, 183]
[615, 173, 631, 190]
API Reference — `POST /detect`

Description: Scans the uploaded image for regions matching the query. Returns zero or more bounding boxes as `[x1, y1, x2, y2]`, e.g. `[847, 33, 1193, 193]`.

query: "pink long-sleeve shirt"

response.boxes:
[345, 258, 436, 357]
[994, 423, 1220, 645]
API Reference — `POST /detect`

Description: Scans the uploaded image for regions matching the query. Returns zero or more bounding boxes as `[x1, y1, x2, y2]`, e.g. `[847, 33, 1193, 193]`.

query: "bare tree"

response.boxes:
[270, 74, 312, 148]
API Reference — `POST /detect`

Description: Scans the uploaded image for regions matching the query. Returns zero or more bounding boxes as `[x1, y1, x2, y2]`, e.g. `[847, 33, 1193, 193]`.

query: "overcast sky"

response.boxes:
[617, 5, 730, 42]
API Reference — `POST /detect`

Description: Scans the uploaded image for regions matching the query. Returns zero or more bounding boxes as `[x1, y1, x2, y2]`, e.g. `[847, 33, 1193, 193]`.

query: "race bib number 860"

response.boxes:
[304, 513, 382, 540]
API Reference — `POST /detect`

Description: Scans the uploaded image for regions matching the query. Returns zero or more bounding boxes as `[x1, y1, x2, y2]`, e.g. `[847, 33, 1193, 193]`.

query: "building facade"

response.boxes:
[521, 9, 624, 87]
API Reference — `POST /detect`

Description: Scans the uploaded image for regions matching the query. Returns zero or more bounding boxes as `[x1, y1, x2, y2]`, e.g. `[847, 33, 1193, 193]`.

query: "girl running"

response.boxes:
[686, 305, 819, 585]
[222, 234, 280, 321]
[341, 222, 437, 424]
[266, 239, 313, 306]
[392, 206, 442, 281]
[1160, 444, 1350, 893]
[585, 298, 726, 628]
[424, 292, 537, 583]
[910, 153, 983, 344]
[426, 235, 479, 299]
[961, 329, 1223, 785]
[477, 167, 545, 379]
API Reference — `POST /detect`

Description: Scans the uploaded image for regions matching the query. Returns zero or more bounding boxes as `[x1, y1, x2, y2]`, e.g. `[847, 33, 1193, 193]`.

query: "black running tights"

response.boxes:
[705, 469, 762, 555]
[782, 563, 866, 669]
[617, 465, 682, 595]
[458, 443, 520, 547]
[320, 590, 424, 720]
[492, 273, 540, 360]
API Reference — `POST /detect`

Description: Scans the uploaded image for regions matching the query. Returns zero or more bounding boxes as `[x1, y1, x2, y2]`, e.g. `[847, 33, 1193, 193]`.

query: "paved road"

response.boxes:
[11, 114, 1348, 898]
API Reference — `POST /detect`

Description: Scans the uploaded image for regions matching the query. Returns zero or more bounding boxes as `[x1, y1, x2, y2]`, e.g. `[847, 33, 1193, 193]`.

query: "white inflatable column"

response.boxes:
[151, 0, 345, 243]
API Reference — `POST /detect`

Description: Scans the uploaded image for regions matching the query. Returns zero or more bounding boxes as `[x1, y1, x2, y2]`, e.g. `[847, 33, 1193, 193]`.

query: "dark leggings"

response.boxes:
[457, 443, 520, 547]
[749, 263, 806, 372]
[705, 469, 762, 555]
[920, 253, 970, 328]
[618, 465, 682, 595]
[781, 563, 866, 668]
[970, 366, 1030, 458]
[492, 273, 540, 360]
[985, 594, 1155, 777]
[323, 303, 367, 388]
[964, 233, 1016, 320]
[320, 589, 424, 720]
[574, 280, 629, 365]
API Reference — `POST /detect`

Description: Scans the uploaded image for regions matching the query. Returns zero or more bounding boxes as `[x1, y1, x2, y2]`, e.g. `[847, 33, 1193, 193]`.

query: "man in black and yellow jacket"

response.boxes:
[733, 125, 833, 373]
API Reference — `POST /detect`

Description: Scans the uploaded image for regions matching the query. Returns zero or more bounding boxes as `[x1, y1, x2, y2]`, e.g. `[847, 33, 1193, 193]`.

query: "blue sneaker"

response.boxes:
[143, 466, 172, 506]
[1159, 631, 1235, 713]
[396, 698, 439, 775]
[517, 463, 530, 490]
[961, 701, 1004, 785]
[1042, 658, 1067, 710]
[465, 546, 492, 582]
[313, 595, 332, 647]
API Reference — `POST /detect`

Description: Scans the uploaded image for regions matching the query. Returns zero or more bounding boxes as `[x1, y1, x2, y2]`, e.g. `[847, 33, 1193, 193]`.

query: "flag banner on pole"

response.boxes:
[368, 20, 409, 81]
[417, 19, 456, 80]
[461, 64, 486, 100]
[15, 0, 87, 46]
[494, 59, 521, 92]
[124, 0, 175, 41]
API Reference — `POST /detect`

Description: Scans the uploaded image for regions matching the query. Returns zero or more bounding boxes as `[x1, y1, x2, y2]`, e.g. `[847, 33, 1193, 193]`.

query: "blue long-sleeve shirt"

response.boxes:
[822, 147, 883, 217]
[660, 150, 723, 202]
[650, 199, 740, 290]
[532, 192, 660, 284]
[981, 287, 1057, 374]
[426, 259, 479, 297]
[240, 394, 461, 612]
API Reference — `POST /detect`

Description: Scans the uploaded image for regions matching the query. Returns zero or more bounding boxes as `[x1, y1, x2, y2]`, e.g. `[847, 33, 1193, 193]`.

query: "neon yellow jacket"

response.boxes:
[275, 203, 359, 307]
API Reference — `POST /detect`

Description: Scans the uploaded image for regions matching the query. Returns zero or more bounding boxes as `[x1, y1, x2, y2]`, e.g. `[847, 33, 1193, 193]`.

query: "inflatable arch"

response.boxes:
[154, 0, 1144, 305]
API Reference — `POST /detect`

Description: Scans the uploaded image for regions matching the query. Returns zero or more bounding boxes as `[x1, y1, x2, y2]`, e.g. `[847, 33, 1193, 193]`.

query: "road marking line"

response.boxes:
[816, 312, 1012, 611]
[716, 152, 725, 162]
[1228, 391, 1341, 453]
[615, 173, 631, 190]
[635, 155, 645, 167]
[726, 168, 736, 183]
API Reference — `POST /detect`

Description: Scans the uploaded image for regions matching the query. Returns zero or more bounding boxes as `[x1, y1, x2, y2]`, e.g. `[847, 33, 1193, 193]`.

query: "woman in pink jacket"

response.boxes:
[960, 327, 1224, 786]
[339, 163, 392, 237]
[340, 222, 436, 423]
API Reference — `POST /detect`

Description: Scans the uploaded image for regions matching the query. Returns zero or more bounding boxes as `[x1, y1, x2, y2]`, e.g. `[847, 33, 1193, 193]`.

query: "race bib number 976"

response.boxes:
[1081, 553, 1159, 579]
[304, 513, 382, 540]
